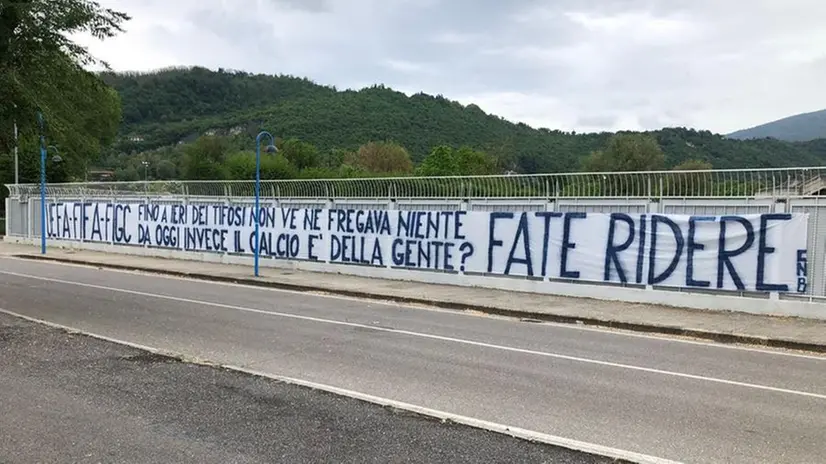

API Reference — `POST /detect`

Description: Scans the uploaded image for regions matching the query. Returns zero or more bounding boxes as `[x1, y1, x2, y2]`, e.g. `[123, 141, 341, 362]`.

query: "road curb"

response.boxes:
[0, 307, 649, 464]
[13, 253, 826, 354]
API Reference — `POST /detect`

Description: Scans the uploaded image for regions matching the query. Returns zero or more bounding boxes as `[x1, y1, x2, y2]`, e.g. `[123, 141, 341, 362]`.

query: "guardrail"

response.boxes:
[5, 167, 826, 199]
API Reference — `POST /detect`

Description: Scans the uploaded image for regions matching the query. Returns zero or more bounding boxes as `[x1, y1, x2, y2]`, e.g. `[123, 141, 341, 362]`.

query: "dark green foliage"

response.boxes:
[582, 133, 665, 172]
[0, 0, 128, 177]
[345, 141, 414, 175]
[417, 145, 499, 176]
[654, 128, 826, 169]
[100, 67, 826, 177]
[100, 67, 325, 128]
[278, 138, 320, 171]
[0, 0, 128, 214]
[225, 151, 297, 180]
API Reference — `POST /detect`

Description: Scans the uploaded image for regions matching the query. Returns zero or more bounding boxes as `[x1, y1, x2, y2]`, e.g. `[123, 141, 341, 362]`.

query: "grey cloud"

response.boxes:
[268, 0, 331, 12]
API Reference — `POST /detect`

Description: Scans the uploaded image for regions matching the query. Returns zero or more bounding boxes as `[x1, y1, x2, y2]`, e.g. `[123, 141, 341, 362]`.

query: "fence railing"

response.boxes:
[5, 171, 826, 303]
[5, 167, 826, 200]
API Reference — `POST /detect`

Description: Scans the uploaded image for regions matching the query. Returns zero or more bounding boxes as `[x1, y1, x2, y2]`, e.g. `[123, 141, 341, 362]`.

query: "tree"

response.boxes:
[319, 148, 349, 169]
[182, 136, 229, 180]
[583, 133, 666, 172]
[259, 155, 297, 180]
[225, 151, 296, 180]
[155, 159, 177, 179]
[114, 166, 139, 181]
[278, 138, 319, 170]
[417, 145, 499, 176]
[346, 141, 413, 174]
[0, 0, 130, 179]
[416, 146, 456, 176]
[457, 146, 499, 175]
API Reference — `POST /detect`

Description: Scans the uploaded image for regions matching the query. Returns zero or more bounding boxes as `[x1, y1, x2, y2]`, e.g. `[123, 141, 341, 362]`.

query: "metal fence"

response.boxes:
[4, 167, 826, 303]
[5, 167, 826, 200]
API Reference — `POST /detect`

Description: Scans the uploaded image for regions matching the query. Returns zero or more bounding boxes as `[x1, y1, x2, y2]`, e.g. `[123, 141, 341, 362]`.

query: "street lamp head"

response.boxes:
[265, 144, 278, 154]
[51, 155, 62, 163]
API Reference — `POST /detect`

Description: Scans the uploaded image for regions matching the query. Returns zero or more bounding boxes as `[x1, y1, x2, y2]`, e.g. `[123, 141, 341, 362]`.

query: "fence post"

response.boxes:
[3, 197, 9, 237]
[28, 197, 35, 239]
[769, 199, 790, 302]
[645, 198, 661, 291]
[385, 197, 397, 269]
[110, 191, 116, 247]
[184, 196, 191, 254]
[270, 191, 280, 262]
[18, 197, 25, 238]
[80, 190, 85, 244]
[323, 196, 334, 265]
[543, 199, 557, 282]
[143, 193, 149, 250]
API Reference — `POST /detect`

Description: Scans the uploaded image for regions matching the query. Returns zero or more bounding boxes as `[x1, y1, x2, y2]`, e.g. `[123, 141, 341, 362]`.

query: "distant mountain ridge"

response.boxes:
[100, 67, 826, 171]
[727, 109, 826, 142]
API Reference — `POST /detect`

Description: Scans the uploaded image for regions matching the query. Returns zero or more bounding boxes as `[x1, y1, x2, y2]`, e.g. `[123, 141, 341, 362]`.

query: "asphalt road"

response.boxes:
[0, 313, 610, 464]
[0, 257, 824, 464]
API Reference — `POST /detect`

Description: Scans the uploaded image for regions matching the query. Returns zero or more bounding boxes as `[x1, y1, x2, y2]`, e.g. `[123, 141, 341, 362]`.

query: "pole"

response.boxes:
[254, 130, 275, 277]
[141, 161, 149, 194]
[13, 113, 19, 184]
[38, 111, 47, 254]
[254, 136, 262, 277]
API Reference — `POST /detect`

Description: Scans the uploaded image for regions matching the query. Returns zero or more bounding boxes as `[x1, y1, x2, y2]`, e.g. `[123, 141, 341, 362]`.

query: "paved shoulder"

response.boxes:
[3, 242, 824, 350]
[0, 313, 612, 464]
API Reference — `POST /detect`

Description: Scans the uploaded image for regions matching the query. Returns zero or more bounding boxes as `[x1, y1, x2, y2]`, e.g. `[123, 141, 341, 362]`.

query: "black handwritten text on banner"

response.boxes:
[45, 202, 809, 293]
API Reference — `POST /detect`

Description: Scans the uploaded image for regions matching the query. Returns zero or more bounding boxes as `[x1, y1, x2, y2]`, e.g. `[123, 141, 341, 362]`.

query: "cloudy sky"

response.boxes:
[76, 0, 826, 134]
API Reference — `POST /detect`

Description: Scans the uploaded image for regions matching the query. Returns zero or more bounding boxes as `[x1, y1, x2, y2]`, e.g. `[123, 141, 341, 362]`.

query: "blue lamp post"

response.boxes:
[254, 131, 278, 277]
[37, 111, 62, 255]
[38, 112, 47, 254]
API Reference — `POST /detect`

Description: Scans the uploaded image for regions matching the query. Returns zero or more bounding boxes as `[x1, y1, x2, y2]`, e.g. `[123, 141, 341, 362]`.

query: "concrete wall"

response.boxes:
[5, 194, 826, 320]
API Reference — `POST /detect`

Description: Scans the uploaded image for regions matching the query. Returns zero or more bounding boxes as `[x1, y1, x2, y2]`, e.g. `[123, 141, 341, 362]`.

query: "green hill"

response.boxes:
[728, 109, 826, 142]
[101, 67, 826, 173]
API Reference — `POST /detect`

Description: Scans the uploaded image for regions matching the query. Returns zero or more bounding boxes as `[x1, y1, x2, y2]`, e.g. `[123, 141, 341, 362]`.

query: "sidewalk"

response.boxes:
[2, 241, 825, 352]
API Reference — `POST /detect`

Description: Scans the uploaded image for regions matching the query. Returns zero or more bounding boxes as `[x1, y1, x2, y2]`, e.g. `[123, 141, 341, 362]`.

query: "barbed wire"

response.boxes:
[5, 167, 826, 199]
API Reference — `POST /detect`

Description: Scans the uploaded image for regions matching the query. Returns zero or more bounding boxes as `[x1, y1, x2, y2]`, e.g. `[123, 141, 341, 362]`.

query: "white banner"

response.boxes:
[45, 202, 810, 293]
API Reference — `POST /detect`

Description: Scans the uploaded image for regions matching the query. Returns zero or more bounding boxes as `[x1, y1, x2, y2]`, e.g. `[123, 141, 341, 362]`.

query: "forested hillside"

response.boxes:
[727, 109, 826, 142]
[100, 67, 826, 177]
[7, 65, 826, 188]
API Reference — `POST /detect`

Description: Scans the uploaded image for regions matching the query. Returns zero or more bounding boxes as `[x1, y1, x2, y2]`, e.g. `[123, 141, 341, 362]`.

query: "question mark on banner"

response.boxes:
[459, 242, 474, 272]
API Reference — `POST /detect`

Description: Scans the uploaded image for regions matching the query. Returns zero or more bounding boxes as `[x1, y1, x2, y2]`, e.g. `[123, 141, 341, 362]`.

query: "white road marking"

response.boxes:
[0, 306, 683, 464]
[3, 255, 825, 361]
[2, 268, 825, 401]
